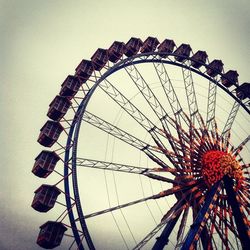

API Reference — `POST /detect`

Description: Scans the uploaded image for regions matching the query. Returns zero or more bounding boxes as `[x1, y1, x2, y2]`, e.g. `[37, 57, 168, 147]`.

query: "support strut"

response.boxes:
[180, 181, 221, 250]
[152, 211, 182, 250]
[223, 175, 250, 250]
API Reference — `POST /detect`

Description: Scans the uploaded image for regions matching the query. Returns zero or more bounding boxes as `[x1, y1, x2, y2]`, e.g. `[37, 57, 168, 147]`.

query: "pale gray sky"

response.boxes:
[0, 1, 249, 249]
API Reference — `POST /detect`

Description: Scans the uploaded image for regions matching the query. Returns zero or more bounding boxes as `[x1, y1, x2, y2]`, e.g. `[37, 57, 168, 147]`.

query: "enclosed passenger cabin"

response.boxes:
[32, 151, 60, 178]
[91, 48, 109, 71]
[75, 59, 94, 82]
[38, 121, 64, 147]
[236, 83, 250, 100]
[32, 185, 61, 212]
[107, 41, 125, 63]
[140, 37, 160, 53]
[190, 51, 208, 68]
[221, 70, 239, 88]
[157, 39, 176, 58]
[124, 37, 143, 57]
[206, 59, 224, 77]
[37, 221, 67, 249]
[47, 96, 71, 121]
[59, 75, 81, 99]
[174, 44, 192, 62]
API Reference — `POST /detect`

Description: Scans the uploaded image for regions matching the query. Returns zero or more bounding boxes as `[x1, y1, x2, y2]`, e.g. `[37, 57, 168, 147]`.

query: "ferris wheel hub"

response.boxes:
[201, 150, 243, 188]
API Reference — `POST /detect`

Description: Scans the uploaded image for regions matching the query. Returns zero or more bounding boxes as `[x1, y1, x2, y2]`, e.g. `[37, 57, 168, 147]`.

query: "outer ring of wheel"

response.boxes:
[64, 51, 249, 249]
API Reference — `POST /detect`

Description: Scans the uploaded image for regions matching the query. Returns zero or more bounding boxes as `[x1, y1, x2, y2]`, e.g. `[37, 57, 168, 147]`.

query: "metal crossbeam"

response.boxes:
[153, 62, 191, 163]
[206, 80, 218, 134]
[222, 100, 240, 145]
[125, 64, 169, 121]
[153, 62, 189, 127]
[82, 111, 169, 169]
[182, 63, 203, 128]
[83, 111, 149, 150]
[133, 220, 166, 250]
[100, 79, 153, 131]
[75, 158, 176, 183]
[181, 63, 205, 174]
[124, 64, 181, 134]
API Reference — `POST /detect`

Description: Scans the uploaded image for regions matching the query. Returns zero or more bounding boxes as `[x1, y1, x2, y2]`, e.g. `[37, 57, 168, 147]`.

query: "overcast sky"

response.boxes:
[0, 1, 249, 249]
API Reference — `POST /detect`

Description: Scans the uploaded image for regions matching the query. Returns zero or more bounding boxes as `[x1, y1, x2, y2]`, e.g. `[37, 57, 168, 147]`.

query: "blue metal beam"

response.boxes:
[223, 175, 250, 249]
[180, 181, 221, 250]
[152, 211, 182, 250]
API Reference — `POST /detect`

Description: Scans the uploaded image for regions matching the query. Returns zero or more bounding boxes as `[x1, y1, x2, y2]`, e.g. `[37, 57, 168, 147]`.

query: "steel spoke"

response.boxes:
[124, 63, 185, 168]
[98, 78, 181, 167]
[81, 185, 192, 220]
[99, 78, 154, 131]
[82, 111, 175, 169]
[222, 100, 240, 146]
[75, 158, 176, 183]
[233, 135, 250, 156]
[83, 110, 154, 151]
[206, 79, 218, 134]
[153, 62, 189, 126]
[181, 62, 203, 128]
[124, 64, 181, 132]
[153, 61, 191, 165]
[132, 220, 166, 250]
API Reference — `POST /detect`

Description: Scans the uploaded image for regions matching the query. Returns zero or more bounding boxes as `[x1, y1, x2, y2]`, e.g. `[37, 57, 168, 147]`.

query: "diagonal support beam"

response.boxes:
[153, 62, 191, 165]
[82, 111, 150, 150]
[98, 78, 183, 168]
[233, 135, 250, 155]
[152, 202, 184, 250]
[125, 64, 167, 120]
[222, 100, 240, 146]
[153, 62, 190, 127]
[81, 185, 192, 220]
[206, 79, 218, 134]
[181, 181, 222, 250]
[99, 79, 153, 131]
[182, 63, 203, 128]
[223, 176, 250, 249]
[75, 158, 176, 183]
[82, 111, 174, 169]
[124, 64, 185, 168]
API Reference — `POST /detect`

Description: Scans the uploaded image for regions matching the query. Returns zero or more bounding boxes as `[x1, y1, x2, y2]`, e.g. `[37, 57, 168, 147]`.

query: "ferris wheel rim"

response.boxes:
[63, 51, 249, 249]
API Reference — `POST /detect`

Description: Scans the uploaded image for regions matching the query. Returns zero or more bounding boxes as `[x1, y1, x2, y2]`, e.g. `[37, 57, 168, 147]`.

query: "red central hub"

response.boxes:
[201, 150, 243, 188]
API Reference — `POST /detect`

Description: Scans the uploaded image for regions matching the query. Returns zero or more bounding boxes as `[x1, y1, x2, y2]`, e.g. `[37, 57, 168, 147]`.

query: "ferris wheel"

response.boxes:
[31, 37, 250, 249]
